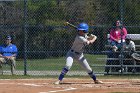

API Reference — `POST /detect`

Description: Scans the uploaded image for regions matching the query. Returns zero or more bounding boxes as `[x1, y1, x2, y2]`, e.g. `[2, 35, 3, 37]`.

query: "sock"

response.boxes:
[58, 67, 68, 81]
[88, 71, 96, 81]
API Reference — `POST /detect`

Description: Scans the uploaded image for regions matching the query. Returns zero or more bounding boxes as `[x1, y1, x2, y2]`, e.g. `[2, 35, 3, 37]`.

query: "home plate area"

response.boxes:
[0, 78, 140, 93]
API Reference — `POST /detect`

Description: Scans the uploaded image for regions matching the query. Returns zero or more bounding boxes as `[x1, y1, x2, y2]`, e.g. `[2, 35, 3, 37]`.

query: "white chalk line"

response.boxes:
[39, 87, 77, 93]
[0, 82, 77, 93]
[0, 83, 44, 87]
[104, 81, 130, 84]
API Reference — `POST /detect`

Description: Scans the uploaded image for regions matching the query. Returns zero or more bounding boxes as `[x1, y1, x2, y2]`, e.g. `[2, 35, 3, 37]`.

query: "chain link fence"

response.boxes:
[0, 0, 140, 76]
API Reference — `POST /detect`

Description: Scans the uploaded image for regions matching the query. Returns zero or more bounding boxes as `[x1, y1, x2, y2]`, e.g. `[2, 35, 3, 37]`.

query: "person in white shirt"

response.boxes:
[123, 35, 135, 56]
[121, 35, 136, 72]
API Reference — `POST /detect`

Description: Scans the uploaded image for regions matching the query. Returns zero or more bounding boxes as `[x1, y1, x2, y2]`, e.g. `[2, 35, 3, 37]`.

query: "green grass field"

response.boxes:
[2, 54, 107, 74]
[1, 54, 140, 79]
[12, 54, 107, 71]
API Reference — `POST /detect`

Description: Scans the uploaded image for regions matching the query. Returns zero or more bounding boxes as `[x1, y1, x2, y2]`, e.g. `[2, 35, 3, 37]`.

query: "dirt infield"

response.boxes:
[0, 78, 140, 93]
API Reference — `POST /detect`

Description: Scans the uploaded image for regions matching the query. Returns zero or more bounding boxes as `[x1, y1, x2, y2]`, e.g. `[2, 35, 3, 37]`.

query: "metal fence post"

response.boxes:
[23, 0, 28, 75]
[119, 0, 125, 74]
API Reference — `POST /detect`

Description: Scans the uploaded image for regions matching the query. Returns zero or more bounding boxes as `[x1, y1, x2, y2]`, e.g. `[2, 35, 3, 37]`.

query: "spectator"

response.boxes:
[0, 36, 18, 75]
[109, 20, 128, 52]
[105, 20, 128, 74]
[123, 35, 136, 55]
[119, 35, 136, 72]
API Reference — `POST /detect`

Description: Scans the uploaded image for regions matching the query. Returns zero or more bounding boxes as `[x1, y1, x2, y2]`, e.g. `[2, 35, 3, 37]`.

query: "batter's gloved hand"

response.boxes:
[87, 34, 97, 40]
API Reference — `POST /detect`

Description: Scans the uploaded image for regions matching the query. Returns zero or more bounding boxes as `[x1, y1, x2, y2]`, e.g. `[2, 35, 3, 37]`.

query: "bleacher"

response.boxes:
[98, 34, 140, 75]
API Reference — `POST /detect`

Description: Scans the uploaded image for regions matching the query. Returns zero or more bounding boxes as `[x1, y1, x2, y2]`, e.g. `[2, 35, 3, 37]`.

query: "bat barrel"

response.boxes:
[65, 22, 77, 29]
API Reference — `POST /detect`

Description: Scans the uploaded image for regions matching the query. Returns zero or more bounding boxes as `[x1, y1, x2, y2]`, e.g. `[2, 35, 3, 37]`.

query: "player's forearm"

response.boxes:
[11, 54, 17, 57]
[0, 54, 4, 58]
[110, 35, 117, 41]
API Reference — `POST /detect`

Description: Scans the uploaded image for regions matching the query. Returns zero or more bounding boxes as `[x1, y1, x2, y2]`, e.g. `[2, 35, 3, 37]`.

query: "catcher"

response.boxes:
[54, 22, 103, 85]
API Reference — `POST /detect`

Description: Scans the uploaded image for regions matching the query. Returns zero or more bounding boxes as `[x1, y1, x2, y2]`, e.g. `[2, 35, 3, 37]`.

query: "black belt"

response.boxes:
[71, 50, 80, 55]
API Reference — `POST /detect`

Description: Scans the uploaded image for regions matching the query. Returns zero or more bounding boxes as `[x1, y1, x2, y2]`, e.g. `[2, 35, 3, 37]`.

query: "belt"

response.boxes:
[71, 50, 80, 55]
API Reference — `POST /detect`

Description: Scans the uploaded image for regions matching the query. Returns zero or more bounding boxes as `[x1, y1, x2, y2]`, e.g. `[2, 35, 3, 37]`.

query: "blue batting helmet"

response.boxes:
[77, 23, 89, 33]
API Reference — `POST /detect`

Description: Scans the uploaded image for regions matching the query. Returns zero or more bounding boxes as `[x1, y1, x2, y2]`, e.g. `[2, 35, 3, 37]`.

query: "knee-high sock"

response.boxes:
[88, 71, 96, 81]
[59, 67, 69, 81]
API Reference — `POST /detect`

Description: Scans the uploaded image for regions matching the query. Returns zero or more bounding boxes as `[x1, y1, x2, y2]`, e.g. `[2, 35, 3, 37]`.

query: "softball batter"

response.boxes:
[55, 23, 103, 84]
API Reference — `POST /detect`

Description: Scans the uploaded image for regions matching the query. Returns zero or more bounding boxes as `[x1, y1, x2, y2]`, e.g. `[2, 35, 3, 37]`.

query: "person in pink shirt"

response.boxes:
[104, 20, 128, 74]
[109, 20, 128, 52]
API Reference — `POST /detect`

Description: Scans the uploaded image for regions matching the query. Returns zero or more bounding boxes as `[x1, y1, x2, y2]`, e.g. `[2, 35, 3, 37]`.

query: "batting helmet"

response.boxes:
[77, 23, 89, 33]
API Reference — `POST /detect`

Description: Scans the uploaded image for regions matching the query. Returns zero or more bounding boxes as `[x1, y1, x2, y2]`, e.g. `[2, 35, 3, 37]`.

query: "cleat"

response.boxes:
[54, 80, 61, 85]
[94, 80, 103, 84]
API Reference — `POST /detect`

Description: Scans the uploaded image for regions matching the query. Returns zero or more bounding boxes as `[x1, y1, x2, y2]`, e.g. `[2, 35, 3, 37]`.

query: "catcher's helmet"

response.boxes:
[77, 23, 89, 33]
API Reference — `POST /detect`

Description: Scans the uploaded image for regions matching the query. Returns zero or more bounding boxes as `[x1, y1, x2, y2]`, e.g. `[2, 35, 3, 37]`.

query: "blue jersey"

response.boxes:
[0, 44, 18, 56]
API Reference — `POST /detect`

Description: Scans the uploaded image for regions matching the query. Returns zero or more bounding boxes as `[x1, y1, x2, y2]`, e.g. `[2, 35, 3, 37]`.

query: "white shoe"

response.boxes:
[54, 80, 61, 85]
[94, 80, 103, 84]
